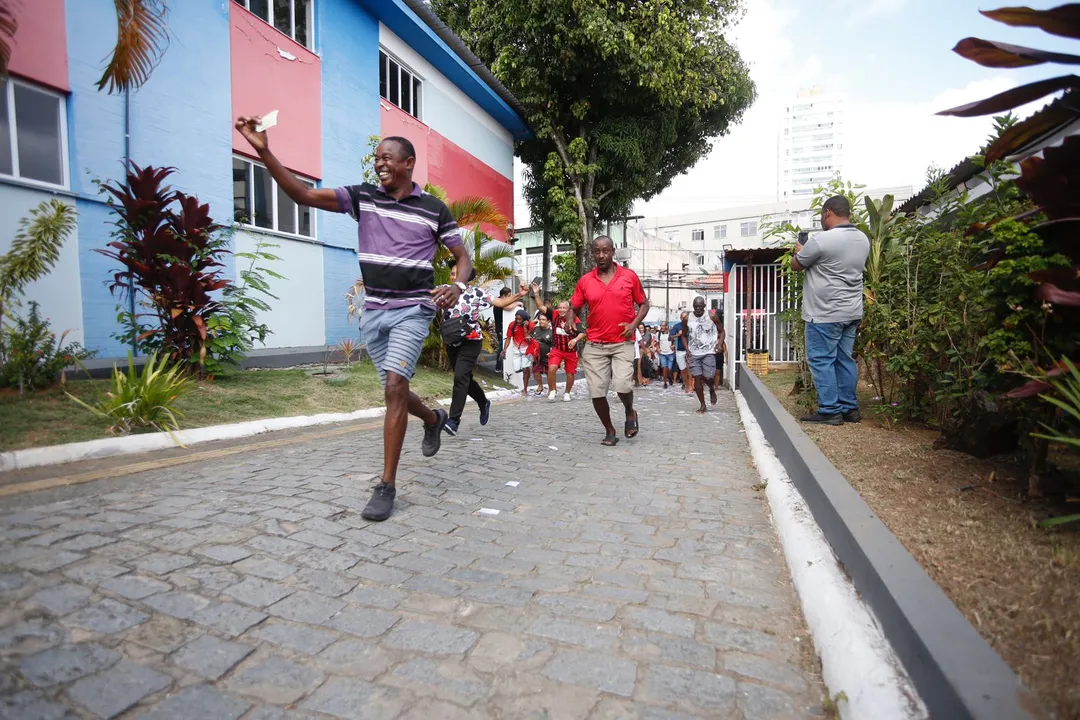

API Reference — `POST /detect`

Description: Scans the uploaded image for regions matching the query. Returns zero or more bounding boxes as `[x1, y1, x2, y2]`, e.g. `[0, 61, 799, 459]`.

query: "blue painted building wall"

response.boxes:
[320, 0, 380, 344]
[66, 0, 233, 357]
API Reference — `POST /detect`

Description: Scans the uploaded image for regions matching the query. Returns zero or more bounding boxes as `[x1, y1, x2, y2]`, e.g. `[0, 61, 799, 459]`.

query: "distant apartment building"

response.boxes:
[778, 87, 846, 201]
[642, 185, 914, 269]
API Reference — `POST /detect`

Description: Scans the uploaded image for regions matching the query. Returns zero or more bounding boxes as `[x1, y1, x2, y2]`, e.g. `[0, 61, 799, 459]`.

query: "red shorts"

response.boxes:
[548, 347, 579, 375]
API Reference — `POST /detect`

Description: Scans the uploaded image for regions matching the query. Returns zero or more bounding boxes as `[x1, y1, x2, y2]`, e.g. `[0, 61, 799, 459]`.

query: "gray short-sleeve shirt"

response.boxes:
[795, 224, 870, 323]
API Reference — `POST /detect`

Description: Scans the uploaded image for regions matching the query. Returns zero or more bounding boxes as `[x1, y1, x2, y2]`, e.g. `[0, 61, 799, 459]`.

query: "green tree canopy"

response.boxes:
[433, 0, 756, 269]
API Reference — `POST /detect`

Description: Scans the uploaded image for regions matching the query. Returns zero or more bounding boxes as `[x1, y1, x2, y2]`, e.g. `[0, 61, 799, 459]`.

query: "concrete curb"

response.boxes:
[737, 366, 1046, 720]
[735, 391, 926, 720]
[0, 389, 521, 473]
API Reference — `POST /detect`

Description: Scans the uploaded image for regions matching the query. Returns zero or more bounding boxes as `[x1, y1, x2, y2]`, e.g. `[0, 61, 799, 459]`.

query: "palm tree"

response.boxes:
[424, 183, 514, 286]
[0, 0, 168, 93]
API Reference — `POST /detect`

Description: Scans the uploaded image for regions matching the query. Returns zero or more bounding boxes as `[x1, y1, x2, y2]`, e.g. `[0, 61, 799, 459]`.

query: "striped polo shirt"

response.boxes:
[334, 182, 463, 311]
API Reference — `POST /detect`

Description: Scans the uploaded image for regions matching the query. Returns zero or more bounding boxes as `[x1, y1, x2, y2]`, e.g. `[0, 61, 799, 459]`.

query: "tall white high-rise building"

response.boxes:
[777, 87, 846, 200]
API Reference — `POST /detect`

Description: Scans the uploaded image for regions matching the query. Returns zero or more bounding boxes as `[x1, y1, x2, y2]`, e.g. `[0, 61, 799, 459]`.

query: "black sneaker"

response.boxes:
[361, 482, 396, 522]
[444, 417, 459, 436]
[479, 399, 491, 426]
[799, 412, 843, 426]
[422, 409, 448, 457]
[842, 409, 862, 424]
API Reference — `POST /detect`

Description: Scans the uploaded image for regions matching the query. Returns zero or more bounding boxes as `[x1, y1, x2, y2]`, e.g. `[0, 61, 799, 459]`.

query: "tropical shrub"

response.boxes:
[0, 199, 77, 346]
[68, 352, 191, 436]
[99, 163, 281, 376]
[0, 302, 94, 392]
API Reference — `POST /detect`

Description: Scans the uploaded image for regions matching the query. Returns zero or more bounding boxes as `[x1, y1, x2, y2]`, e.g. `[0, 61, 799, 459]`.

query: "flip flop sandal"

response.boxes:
[624, 411, 639, 439]
[601, 434, 619, 446]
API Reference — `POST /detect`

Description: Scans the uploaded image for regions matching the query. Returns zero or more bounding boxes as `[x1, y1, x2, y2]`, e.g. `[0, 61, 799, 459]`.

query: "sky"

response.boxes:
[512, 0, 1076, 225]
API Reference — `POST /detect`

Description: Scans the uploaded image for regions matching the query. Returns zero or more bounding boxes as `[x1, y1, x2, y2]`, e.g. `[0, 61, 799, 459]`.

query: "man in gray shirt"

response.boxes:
[791, 196, 870, 425]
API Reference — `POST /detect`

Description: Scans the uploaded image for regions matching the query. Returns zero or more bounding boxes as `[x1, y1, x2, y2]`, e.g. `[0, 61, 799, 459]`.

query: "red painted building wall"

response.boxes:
[230, 3, 321, 178]
[380, 103, 513, 241]
[7, 0, 68, 91]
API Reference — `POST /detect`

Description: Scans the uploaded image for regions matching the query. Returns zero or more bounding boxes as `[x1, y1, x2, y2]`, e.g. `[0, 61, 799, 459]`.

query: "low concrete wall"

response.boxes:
[737, 366, 1046, 720]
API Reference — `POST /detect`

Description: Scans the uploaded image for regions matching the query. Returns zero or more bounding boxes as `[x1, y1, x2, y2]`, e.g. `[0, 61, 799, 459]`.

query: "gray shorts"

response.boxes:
[689, 353, 716, 378]
[360, 304, 436, 385]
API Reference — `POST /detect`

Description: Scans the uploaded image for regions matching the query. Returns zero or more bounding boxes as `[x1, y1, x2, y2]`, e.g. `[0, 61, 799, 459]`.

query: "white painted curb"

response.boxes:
[734, 391, 927, 720]
[0, 388, 521, 473]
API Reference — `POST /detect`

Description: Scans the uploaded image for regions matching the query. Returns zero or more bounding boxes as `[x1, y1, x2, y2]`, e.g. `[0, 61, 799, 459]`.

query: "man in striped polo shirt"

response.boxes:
[236, 117, 471, 522]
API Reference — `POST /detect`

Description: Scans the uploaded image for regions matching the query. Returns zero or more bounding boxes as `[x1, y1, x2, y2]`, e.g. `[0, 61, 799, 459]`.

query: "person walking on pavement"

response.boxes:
[670, 313, 694, 394]
[657, 321, 676, 388]
[502, 309, 536, 396]
[442, 259, 528, 435]
[791, 195, 870, 425]
[532, 286, 585, 402]
[568, 236, 650, 446]
[530, 312, 555, 396]
[235, 118, 470, 522]
[686, 297, 724, 413]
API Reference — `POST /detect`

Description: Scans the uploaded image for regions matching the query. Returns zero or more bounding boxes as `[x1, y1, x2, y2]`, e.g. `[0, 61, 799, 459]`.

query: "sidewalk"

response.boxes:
[0, 384, 824, 719]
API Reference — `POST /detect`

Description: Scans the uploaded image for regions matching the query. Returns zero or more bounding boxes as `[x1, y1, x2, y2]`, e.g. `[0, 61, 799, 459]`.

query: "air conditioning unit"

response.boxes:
[677, 301, 687, 310]
[614, 248, 632, 262]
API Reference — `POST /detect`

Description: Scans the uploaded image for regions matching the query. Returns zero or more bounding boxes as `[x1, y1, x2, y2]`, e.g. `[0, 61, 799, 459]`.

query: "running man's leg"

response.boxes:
[583, 343, 618, 439]
[610, 342, 638, 436]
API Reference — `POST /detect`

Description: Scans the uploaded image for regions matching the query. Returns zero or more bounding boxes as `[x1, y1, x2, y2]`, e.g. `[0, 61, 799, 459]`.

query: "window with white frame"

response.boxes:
[713, 224, 726, 240]
[233, 156, 316, 238]
[691, 228, 704, 243]
[695, 254, 705, 266]
[740, 221, 758, 237]
[0, 78, 67, 187]
[233, 0, 313, 49]
[379, 50, 423, 119]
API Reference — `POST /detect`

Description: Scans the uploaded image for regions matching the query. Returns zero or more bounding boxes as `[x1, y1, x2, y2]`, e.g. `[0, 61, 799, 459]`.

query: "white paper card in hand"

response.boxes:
[255, 110, 279, 132]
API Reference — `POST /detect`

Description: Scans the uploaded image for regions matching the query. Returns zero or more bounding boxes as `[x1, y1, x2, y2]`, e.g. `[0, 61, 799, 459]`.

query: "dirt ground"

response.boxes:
[759, 370, 1080, 720]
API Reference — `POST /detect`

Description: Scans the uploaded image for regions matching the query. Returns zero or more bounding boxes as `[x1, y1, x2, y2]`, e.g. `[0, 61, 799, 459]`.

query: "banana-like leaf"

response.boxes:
[952, 37, 1080, 68]
[97, 0, 170, 94]
[937, 74, 1080, 116]
[982, 4, 1080, 40]
[0, 0, 16, 76]
[986, 95, 1080, 162]
[1037, 513, 1080, 528]
[1035, 281, 1080, 305]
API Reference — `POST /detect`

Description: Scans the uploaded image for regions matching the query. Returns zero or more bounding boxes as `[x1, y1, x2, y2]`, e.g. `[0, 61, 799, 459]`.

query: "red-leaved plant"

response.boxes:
[97, 163, 230, 371]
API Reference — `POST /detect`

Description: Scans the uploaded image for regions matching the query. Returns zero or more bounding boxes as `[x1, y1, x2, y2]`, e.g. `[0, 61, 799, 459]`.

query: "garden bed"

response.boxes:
[758, 370, 1080, 719]
[0, 361, 506, 453]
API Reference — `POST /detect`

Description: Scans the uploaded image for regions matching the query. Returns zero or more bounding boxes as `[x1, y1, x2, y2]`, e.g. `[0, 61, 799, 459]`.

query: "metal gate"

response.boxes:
[730, 262, 797, 366]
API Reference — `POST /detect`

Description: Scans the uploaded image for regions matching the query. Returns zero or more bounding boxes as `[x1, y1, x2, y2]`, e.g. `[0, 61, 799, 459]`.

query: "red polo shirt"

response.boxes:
[571, 265, 647, 343]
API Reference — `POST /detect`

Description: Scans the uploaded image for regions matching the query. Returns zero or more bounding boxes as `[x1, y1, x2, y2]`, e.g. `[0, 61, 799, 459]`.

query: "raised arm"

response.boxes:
[531, 284, 548, 314]
[236, 116, 340, 212]
[492, 286, 529, 310]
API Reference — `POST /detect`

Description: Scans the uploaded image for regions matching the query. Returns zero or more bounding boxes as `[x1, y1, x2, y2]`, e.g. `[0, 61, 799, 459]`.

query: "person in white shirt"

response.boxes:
[657, 322, 675, 388]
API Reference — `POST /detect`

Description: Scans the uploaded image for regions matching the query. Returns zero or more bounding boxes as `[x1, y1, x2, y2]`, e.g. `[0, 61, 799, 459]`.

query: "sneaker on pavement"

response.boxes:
[422, 409, 449, 456]
[361, 482, 396, 522]
[842, 409, 862, 423]
[479, 400, 491, 426]
[563, 393, 572, 402]
[443, 417, 459, 436]
[799, 412, 843, 426]
[548, 390, 557, 402]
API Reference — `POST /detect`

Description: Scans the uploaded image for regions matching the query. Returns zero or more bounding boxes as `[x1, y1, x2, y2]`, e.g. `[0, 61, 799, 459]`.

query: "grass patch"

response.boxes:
[759, 369, 1080, 719]
[0, 360, 508, 452]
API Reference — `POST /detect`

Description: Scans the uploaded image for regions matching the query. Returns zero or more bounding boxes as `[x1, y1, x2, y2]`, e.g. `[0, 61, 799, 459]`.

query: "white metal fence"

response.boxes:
[730, 262, 797, 365]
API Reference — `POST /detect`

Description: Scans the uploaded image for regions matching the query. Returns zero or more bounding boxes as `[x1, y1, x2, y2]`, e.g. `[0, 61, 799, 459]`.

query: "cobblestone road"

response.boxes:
[0, 384, 825, 719]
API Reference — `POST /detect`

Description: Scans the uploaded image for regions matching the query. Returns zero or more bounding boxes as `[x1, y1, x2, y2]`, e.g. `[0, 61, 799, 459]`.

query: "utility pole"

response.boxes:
[665, 263, 670, 323]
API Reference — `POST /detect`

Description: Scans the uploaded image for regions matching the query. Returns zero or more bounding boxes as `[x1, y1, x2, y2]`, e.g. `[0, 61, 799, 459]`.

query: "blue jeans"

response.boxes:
[804, 320, 860, 416]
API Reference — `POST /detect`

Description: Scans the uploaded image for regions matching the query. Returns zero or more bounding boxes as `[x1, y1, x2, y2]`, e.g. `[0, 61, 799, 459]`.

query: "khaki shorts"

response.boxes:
[582, 341, 635, 398]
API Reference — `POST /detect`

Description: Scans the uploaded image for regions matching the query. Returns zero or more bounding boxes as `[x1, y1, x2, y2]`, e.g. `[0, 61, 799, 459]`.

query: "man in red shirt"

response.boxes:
[569, 236, 650, 446]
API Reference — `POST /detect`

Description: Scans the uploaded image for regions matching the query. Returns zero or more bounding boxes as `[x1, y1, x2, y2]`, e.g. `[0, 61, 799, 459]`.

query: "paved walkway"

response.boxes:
[0, 384, 825, 719]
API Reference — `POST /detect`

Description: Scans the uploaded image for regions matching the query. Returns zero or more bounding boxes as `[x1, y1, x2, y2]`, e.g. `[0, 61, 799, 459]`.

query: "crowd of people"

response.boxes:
[236, 115, 731, 522]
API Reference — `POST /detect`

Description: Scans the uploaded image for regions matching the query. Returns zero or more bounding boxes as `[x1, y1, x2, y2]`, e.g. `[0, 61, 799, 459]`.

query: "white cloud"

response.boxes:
[843, 77, 1018, 190]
